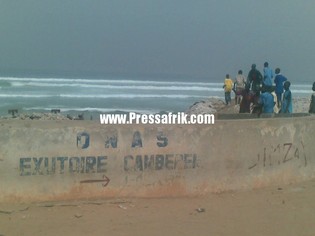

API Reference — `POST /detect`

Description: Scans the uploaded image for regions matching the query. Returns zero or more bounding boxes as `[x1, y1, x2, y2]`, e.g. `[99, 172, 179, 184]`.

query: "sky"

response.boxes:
[0, 0, 315, 82]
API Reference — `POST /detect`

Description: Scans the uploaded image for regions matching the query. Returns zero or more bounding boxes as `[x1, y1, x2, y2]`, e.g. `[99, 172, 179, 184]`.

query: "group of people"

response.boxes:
[223, 62, 301, 115]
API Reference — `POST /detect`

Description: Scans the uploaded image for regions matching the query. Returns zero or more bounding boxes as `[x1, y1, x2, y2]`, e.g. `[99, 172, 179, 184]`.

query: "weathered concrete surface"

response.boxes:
[0, 116, 314, 202]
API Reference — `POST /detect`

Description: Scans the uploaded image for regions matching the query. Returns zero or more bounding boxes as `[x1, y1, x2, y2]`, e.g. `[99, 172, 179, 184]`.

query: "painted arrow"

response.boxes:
[80, 175, 110, 187]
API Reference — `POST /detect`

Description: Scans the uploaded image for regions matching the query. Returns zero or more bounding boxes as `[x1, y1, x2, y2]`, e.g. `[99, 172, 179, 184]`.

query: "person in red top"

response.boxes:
[239, 84, 254, 113]
[239, 83, 262, 114]
[234, 70, 246, 105]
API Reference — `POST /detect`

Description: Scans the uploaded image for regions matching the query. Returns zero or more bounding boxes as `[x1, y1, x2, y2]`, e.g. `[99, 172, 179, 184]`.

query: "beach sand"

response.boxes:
[1, 178, 315, 236]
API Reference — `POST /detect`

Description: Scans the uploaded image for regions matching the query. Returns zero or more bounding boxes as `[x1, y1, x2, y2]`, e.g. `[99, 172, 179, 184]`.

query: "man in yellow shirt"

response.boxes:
[223, 74, 234, 105]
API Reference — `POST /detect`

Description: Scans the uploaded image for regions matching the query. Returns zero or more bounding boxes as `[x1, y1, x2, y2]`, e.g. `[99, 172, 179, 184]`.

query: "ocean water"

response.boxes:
[0, 77, 313, 117]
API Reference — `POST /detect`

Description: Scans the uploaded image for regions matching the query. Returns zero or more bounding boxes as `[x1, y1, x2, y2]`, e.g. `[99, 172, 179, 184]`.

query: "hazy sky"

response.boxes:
[0, 0, 314, 82]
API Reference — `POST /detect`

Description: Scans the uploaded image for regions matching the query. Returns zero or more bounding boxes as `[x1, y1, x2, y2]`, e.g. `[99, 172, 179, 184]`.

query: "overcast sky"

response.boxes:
[0, 0, 314, 82]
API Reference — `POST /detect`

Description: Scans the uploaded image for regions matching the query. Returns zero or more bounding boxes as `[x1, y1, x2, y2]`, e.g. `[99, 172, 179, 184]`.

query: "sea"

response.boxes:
[0, 76, 313, 118]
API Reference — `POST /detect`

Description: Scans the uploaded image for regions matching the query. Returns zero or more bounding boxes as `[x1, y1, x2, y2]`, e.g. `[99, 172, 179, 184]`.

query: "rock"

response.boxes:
[185, 97, 226, 115]
[74, 213, 83, 218]
[0, 112, 72, 120]
[196, 208, 206, 213]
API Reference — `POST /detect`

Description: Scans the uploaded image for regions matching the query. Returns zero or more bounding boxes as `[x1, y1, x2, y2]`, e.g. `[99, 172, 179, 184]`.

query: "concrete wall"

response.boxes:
[0, 116, 314, 202]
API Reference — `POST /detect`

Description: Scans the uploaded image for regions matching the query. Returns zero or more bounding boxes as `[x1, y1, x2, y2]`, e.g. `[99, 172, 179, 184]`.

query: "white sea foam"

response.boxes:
[59, 94, 207, 99]
[0, 93, 207, 99]
[24, 107, 161, 114]
[1, 76, 312, 93]
[0, 94, 53, 98]
[0, 76, 220, 86]
[9, 81, 222, 91]
[291, 89, 313, 94]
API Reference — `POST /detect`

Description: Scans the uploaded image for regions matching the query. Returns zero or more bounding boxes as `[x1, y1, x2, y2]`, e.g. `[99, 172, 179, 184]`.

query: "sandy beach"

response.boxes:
[1, 178, 315, 236]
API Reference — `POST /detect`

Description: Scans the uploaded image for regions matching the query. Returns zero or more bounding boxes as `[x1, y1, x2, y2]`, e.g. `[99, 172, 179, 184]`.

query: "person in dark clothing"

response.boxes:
[239, 84, 255, 113]
[309, 82, 315, 113]
[247, 64, 263, 96]
[239, 89, 251, 113]
[274, 67, 287, 108]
